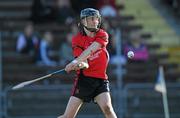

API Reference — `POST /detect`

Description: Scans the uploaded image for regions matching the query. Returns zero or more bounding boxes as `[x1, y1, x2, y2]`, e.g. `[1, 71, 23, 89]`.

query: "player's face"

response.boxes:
[82, 15, 99, 29]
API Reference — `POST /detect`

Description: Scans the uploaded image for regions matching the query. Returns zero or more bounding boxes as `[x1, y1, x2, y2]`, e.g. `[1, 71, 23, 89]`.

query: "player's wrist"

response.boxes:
[72, 59, 78, 64]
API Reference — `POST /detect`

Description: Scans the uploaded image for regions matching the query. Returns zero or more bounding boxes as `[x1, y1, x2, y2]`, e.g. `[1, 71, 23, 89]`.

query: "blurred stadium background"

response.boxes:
[0, 0, 180, 118]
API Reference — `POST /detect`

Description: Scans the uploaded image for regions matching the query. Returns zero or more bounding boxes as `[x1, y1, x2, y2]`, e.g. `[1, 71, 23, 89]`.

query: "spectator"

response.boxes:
[37, 31, 57, 66]
[70, 0, 97, 14]
[123, 30, 149, 62]
[16, 22, 39, 60]
[31, 0, 52, 23]
[99, 0, 117, 18]
[59, 23, 78, 65]
[96, 0, 117, 9]
[51, 0, 75, 24]
[59, 32, 73, 65]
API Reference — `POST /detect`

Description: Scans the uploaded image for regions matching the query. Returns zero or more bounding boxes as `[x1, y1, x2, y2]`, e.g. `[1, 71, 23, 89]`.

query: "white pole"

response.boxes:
[161, 66, 170, 118]
[162, 92, 170, 118]
[114, 28, 123, 117]
[155, 66, 169, 118]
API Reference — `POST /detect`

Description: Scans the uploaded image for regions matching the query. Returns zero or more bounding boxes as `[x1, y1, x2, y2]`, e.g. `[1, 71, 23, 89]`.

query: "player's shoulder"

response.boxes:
[96, 29, 108, 37]
[96, 29, 109, 39]
[72, 32, 82, 42]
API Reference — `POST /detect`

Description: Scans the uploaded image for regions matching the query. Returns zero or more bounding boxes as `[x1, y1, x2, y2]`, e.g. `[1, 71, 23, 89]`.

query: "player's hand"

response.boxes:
[65, 60, 78, 73]
[77, 62, 89, 70]
[65, 60, 89, 72]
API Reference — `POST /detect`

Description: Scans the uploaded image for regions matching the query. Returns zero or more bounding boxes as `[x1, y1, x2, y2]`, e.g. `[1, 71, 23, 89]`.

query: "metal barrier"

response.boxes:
[3, 84, 121, 118]
[3, 82, 180, 118]
[123, 83, 180, 118]
[4, 85, 114, 118]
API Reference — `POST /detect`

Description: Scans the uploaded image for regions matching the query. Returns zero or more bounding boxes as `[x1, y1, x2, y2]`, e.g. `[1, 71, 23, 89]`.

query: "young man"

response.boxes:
[58, 8, 117, 118]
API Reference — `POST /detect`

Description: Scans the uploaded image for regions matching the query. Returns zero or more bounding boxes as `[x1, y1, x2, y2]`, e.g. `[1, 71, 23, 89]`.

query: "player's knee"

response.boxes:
[101, 104, 114, 115]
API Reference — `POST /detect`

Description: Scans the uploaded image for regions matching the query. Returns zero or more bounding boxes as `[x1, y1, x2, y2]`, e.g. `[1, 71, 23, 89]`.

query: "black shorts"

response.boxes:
[71, 75, 110, 103]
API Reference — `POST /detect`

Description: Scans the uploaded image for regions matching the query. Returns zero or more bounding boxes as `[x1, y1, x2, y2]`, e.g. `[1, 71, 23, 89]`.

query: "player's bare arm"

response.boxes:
[65, 41, 101, 72]
[76, 41, 101, 62]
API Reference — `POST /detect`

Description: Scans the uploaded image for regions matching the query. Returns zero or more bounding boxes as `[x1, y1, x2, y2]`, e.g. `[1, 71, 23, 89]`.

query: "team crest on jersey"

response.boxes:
[89, 50, 102, 60]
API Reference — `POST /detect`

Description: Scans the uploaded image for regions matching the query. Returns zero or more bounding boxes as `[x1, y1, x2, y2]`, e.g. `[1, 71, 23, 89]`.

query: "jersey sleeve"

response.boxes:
[95, 30, 109, 47]
[72, 36, 84, 58]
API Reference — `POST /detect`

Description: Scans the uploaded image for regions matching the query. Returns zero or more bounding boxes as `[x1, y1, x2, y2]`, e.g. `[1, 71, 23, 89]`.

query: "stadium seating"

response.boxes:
[122, 0, 180, 46]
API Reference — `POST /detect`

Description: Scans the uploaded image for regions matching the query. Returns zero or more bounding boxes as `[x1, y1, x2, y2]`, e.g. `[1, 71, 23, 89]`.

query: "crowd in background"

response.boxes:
[30, 0, 119, 24]
[16, 0, 150, 67]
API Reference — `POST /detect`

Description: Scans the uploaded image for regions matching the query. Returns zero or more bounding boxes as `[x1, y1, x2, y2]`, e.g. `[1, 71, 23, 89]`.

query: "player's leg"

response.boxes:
[95, 92, 117, 118]
[57, 96, 83, 118]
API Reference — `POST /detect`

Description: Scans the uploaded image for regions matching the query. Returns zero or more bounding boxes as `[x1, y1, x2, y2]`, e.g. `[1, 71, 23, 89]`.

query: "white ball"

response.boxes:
[127, 51, 134, 58]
